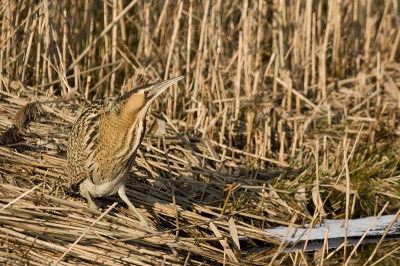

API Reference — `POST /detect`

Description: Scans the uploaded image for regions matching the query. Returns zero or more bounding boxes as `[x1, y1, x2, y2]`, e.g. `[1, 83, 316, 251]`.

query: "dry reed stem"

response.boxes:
[363, 208, 400, 265]
[344, 202, 389, 266]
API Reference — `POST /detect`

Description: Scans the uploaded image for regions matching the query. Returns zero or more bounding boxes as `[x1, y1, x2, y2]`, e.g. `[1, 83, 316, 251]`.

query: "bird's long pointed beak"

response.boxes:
[147, 76, 185, 99]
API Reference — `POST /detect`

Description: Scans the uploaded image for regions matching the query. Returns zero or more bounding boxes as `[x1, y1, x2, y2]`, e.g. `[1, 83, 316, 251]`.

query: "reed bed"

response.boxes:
[0, 0, 400, 265]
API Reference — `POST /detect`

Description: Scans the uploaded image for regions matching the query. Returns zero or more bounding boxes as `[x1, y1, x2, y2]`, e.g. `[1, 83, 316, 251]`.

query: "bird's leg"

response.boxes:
[81, 186, 99, 211]
[118, 186, 149, 228]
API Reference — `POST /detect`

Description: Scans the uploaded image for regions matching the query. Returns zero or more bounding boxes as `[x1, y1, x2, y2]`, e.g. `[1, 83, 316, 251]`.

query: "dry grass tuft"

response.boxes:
[0, 0, 400, 265]
[0, 125, 23, 145]
[14, 102, 43, 133]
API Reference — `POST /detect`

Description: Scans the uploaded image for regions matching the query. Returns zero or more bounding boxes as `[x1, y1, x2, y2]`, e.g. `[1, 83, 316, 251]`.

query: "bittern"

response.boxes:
[67, 76, 184, 227]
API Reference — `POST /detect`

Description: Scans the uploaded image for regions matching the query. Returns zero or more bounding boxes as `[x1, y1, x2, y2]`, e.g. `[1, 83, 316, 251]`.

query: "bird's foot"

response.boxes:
[88, 201, 100, 211]
[139, 219, 150, 228]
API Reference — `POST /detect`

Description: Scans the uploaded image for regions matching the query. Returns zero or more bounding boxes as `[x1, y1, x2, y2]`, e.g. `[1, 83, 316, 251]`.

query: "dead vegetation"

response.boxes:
[0, 0, 400, 265]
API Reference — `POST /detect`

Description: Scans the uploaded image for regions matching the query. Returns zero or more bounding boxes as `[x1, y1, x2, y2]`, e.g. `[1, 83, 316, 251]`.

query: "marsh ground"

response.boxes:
[0, 1, 399, 265]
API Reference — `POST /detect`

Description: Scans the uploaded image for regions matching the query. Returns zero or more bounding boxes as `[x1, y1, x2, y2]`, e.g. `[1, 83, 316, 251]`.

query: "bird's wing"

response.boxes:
[82, 105, 102, 158]
[68, 100, 104, 187]
[82, 100, 107, 182]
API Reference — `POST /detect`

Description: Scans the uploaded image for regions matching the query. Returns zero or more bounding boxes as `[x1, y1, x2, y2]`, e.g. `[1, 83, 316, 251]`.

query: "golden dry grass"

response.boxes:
[0, 0, 400, 265]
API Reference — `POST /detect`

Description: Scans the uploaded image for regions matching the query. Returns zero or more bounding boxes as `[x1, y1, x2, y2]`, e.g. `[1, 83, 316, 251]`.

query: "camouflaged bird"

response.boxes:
[67, 76, 184, 227]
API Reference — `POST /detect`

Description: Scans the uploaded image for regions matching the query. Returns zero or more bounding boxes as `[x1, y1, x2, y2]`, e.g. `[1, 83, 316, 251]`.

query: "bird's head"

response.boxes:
[118, 76, 184, 119]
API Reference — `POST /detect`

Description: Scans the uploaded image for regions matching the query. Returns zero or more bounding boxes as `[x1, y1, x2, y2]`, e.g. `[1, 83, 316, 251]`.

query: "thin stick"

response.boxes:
[344, 202, 390, 266]
[54, 202, 118, 265]
[0, 183, 42, 212]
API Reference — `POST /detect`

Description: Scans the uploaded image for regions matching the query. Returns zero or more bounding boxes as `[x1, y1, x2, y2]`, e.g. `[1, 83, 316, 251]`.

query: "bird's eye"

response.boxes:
[144, 90, 149, 95]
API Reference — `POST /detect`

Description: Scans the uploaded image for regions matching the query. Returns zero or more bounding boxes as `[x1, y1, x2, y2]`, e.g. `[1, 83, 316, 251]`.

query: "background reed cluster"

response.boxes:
[0, 0, 399, 265]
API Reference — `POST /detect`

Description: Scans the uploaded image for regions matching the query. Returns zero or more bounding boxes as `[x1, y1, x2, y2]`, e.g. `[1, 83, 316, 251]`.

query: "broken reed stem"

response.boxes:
[234, 31, 243, 120]
[320, 226, 329, 266]
[343, 145, 350, 261]
[185, 0, 193, 98]
[110, 0, 118, 96]
[220, 183, 235, 215]
[164, 0, 183, 81]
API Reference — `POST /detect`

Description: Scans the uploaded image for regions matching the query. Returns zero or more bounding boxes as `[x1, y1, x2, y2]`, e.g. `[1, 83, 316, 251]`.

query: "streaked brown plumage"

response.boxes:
[67, 76, 184, 227]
